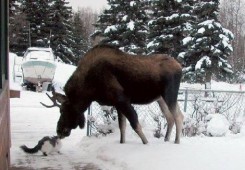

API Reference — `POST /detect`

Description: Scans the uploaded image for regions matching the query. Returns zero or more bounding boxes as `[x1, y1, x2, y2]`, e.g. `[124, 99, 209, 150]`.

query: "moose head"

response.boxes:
[41, 88, 85, 138]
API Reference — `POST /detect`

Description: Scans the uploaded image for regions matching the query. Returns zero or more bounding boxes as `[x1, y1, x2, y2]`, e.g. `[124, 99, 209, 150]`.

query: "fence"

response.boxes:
[86, 89, 245, 137]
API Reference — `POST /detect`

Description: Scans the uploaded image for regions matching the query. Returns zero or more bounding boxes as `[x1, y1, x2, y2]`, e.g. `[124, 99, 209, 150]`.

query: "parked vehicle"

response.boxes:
[21, 47, 56, 92]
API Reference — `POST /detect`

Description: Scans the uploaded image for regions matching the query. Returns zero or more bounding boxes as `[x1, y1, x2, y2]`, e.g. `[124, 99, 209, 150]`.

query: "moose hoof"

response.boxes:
[174, 139, 180, 144]
[120, 140, 125, 144]
[142, 139, 148, 144]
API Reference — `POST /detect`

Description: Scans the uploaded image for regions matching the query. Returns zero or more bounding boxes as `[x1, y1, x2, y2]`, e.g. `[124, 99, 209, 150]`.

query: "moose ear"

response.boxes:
[54, 93, 67, 104]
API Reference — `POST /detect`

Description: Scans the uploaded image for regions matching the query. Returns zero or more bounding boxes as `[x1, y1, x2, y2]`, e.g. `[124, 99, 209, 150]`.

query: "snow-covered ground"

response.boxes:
[9, 91, 245, 170]
[10, 55, 245, 170]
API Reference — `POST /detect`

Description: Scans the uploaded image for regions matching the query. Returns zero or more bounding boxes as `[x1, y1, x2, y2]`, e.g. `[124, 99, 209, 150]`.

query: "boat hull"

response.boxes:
[22, 60, 56, 85]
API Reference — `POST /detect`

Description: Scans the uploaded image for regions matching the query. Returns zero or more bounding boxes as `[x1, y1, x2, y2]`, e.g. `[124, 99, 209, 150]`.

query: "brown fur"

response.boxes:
[55, 44, 183, 144]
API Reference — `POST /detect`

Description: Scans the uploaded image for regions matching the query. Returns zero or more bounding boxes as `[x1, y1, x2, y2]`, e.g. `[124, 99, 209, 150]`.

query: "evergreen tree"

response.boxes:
[178, 0, 234, 83]
[9, 0, 29, 53]
[49, 0, 75, 64]
[18, 0, 76, 64]
[119, 0, 148, 54]
[147, 0, 195, 57]
[22, 0, 52, 47]
[93, 0, 148, 54]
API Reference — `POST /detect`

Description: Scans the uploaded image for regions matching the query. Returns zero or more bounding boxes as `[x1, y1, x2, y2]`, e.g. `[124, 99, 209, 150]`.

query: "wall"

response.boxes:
[0, 82, 11, 169]
[0, 0, 11, 169]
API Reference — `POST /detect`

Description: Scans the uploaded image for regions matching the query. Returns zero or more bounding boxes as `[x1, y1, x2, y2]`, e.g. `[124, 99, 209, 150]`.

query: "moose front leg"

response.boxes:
[116, 102, 148, 144]
[118, 111, 126, 143]
[134, 123, 148, 144]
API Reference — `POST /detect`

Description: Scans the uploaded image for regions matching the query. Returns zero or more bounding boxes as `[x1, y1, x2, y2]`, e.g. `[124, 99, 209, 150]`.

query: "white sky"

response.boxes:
[67, 0, 108, 11]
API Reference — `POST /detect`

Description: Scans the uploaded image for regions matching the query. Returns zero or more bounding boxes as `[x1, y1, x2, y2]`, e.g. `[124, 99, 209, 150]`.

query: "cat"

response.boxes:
[20, 136, 62, 156]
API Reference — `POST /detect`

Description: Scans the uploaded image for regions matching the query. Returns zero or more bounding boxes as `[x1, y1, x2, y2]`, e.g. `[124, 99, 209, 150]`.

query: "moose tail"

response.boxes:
[20, 144, 40, 154]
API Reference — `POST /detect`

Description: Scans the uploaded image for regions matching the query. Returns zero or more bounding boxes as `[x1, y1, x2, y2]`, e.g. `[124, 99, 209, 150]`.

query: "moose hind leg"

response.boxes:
[116, 102, 148, 144]
[157, 98, 174, 142]
[172, 103, 184, 144]
[164, 113, 174, 142]
[166, 102, 183, 144]
[118, 111, 126, 143]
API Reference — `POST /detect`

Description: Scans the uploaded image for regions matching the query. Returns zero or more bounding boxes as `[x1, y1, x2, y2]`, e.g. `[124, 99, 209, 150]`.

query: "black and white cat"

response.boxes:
[20, 136, 62, 156]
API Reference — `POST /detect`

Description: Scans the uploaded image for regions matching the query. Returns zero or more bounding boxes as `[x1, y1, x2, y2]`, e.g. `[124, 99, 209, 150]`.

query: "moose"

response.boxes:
[42, 44, 184, 144]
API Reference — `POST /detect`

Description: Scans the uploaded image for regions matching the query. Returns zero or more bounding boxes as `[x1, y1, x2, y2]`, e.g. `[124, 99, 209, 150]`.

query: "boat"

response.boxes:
[21, 47, 57, 91]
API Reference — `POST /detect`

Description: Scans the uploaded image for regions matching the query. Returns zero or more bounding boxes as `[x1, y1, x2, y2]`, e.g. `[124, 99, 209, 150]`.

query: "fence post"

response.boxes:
[86, 105, 91, 136]
[184, 88, 188, 112]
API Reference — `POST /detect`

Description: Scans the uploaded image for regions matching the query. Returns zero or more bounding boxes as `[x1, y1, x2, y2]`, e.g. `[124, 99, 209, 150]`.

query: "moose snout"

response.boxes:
[57, 128, 71, 139]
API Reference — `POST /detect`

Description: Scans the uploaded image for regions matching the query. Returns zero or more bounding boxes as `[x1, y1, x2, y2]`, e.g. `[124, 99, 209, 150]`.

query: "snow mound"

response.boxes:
[206, 114, 229, 137]
[52, 62, 76, 92]
[9, 52, 22, 90]
[240, 125, 245, 135]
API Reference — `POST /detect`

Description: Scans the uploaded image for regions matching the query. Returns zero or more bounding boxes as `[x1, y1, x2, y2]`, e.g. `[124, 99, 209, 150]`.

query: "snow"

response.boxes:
[219, 33, 229, 42]
[52, 62, 76, 92]
[9, 53, 22, 91]
[104, 25, 117, 34]
[148, 19, 155, 26]
[182, 36, 192, 45]
[198, 19, 215, 29]
[122, 15, 128, 21]
[130, 1, 136, 7]
[206, 114, 230, 137]
[178, 52, 186, 59]
[198, 27, 205, 34]
[195, 56, 211, 70]
[159, 34, 173, 40]
[127, 20, 135, 31]
[166, 13, 179, 21]
[223, 27, 234, 39]
[146, 40, 159, 50]
[10, 58, 245, 170]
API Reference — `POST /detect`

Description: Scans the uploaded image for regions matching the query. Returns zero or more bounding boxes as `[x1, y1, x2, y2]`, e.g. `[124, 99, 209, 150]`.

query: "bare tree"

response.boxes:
[219, 0, 245, 76]
[77, 7, 99, 42]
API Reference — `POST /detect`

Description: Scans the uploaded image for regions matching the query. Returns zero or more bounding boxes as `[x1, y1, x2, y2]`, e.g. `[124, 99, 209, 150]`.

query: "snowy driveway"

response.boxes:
[10, 91, 99, 170]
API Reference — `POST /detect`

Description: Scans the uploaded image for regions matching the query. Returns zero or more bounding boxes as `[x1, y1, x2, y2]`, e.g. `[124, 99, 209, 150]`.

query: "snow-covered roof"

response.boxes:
[26, 47, 53, 52]
[23, 47, 55, 61]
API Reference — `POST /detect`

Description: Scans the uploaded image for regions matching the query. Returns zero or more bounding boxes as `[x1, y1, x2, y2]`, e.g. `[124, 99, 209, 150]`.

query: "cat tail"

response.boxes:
[20, 144, 40, 154]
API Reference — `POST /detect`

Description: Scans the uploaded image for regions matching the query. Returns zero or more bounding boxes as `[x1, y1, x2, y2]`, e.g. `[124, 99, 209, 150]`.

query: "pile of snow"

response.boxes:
[240, 125, 245, 135]
[9, 53, 22, 91]
[181, 80, 244, 91]
[206, 114, 230, 137]
[52, 62, 76, 92]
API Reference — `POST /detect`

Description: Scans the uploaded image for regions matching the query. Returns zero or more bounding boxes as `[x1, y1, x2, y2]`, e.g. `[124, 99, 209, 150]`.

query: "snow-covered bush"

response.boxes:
[206, 114, 229, 137]
[87, 106, 117, 137]
[181, 89, 245, 137]
[152, 115, 164, 138]
[229, 121, 242, 134]
[182, 115, 206, 136]
[86, 90, 245, 138]
[240, 125, 245, 135]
